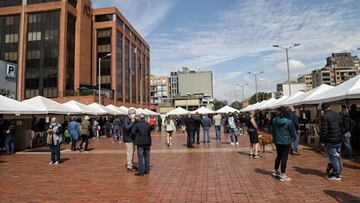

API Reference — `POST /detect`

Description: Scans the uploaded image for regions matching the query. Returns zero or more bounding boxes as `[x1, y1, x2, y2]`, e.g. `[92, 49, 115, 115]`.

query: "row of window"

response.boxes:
[4, 51, 18, 61]
[5, 34, 18, 43]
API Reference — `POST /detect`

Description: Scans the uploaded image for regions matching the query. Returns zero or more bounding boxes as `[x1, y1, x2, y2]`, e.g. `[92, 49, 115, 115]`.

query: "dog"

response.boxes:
[258, 133, 276, 154]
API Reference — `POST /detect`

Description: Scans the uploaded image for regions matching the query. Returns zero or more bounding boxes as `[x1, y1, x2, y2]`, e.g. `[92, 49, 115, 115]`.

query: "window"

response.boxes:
[45, 30, 58, 41]
[131, 44, 136, 103]
[97, 29, 112, 90]
[0, 14, 20, 64]
[5, 34, 18, 43]
[116, 31, 123, 101]
[27, 50, 41, 59]
[65, 13, 76, 95]
[125, 25, 130, 35]
[6, 16, 14, 25]
[27, 0, 60, 4]
[0, 0, 22, 7]
[125, 38, 130, 102]
[4, 52, 17, 61]
[68, 0, 77, 7]
[95, 14, 113, 22]
[28, 32, 41, 41]
[116, 16, 123, 27]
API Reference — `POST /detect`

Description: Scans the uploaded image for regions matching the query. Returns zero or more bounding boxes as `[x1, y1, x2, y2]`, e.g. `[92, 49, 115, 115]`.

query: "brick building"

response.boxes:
[0, 0, 150, 107]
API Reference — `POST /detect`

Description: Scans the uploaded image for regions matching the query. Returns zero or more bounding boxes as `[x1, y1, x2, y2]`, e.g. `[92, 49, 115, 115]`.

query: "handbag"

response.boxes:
[64, 130, 70, 138]
[46, 132, 53, 145]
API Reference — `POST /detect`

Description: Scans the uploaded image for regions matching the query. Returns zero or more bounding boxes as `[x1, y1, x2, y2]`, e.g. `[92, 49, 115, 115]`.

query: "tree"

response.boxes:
[249, 92, 272, 104]
[213, 99, 228, 110]
[231, 101, 243, 110]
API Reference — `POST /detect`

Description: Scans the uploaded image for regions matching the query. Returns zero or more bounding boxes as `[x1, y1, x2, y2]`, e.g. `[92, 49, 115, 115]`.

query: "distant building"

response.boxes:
[170, 67, 213, 98]
[0, 60, 17, 99]
[150, 75, 170, 105]
[311, 53, 359, 88]
[276, 81, 305, 96]
[157, 94, 214, 113]
[297, 74, 312, 91]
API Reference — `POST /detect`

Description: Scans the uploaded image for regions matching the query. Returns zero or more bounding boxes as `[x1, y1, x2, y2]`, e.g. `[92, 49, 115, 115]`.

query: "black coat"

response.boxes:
[132, 120, 154, 146]
[321, 110, 343, 144]
[123, 116, 134, 143]
[185, 117, 195, 131]
[193, 115, 202, 129]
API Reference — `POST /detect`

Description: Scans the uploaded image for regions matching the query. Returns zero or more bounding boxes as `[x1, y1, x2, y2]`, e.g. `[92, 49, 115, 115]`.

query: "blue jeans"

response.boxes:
[325, 143, 342, 177]
[5, 137, 15, 154]
[113, 128, 121, 142]
[187, 129, 195, 147]
[215, 125, 221, 139]
[203, 127, 210, 143]
[50, 144, 60, 163]
[230, 128, 238, 143]
[291, 129, 299, 153]
[343, 132, 352, 159]
[137, 145, 150, 174]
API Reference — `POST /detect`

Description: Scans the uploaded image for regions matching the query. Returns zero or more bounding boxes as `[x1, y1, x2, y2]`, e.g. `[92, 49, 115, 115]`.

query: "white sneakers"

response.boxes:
[235, 142, 239, 145]
[230, 142, 235, 146]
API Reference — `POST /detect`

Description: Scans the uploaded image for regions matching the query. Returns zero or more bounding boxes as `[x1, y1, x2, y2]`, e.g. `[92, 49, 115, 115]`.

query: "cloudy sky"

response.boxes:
[93, 0, 360, 102]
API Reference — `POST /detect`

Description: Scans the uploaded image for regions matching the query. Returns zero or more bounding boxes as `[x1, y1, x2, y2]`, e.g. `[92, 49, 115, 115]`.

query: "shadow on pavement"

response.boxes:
[60, 158, 70, 163]
[254, 168, 273, 176]
[293, 166, 325, 177]
[324, 190, 360, 202]
[343, 163, 360, 170]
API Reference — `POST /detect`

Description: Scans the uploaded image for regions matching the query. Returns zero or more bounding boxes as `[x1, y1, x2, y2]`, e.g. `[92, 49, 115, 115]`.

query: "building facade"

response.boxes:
[150, 75, 170, 105]
[170, 67, 213, 98]
[0, 0, 150, 107]
[297, 74, 312, 91]
[276, 81, 305, 97]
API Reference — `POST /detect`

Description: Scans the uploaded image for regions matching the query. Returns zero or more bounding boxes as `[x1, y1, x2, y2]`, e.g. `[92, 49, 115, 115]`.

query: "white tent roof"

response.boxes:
[119, 106, 129, 114]
[166, 107, 188, 115]
[305, 75, 360, 103]
[106, 104, 127, 115]
[87, 103, 118, 115]
[22, 96, 80, 115]
[247, 100, 267, 112]
[265, 95, 289, 109]
[216, 105, 239, 114]
[283, 84, 334, 106]
[257, 98, 276, 110]
[0, 95, 46, 115]
[192, 106, 215, 114]
[240, 104, 252, 112]
[144, 108, 160, 116]
[136, 108, 150, 115]
[63, 100, 96, 115]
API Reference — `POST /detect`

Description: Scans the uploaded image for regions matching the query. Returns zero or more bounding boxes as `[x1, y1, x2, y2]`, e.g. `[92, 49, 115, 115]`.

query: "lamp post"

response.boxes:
[273, 43, 300, 96]
[247, 71, 264, 103]
[237, 83, 248, 103]
[98, 53, 111, 104]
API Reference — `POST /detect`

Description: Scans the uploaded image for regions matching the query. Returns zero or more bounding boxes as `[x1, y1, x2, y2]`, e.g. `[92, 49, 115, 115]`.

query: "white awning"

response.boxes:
[216, 105, 239, 114]
[0, 95, 46, 115]
[87, 103, 118, 115]
[166, 107, 189, 115]
[63, 100, 96, 115]
[283, 84, 334, 106]
[106, 104, 127, 115]
[22, 96, 80, 115]
[192, 106, 215, 114]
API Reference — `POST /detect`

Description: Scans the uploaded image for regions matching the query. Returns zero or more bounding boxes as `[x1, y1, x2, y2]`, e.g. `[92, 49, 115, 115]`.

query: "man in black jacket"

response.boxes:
[185, 113, 195, 148]
[123, 109, 136, 171]
[132, 114, 154, 176]
[320, 102, 344, 181]
[193, 112, 202, 144]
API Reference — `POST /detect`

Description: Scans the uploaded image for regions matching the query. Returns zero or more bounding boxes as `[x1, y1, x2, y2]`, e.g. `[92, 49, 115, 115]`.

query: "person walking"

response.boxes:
[213, 114, 222, 140]
[193, 112, 202, 144]
[68, 116, 80, 151]
[202, 114, 212, 143]
[79, 116, 91, 152]
[112, 116, 122, 143]
[4, 121, 16, 155]
[157, 116, 163, 132]
[245, 111, 260, 159]
[47, 118, 62, 165]
[164, 116, 176, 147]
[132, 114, 154, 176]
[105, 119, 113, 138]
[124, 109, 136, 171]
[288, 106, 300, 155]
[320, 102, 344, 181]
[272, 107, 295, 182]
[228, 113, 238, 146]
[93, 118, 100, 139]
[185, 113, 195, 148]
[339, 105, 353, 160]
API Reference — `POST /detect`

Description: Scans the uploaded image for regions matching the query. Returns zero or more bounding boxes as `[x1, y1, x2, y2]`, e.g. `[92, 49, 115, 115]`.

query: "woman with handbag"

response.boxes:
[245, 111, 260, 159]
[164, 116, 176, 147]
[47, 117, 63, 165]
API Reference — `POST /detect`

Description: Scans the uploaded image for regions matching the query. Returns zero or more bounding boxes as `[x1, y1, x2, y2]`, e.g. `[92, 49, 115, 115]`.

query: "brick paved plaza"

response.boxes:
[0, 130, 359, 203]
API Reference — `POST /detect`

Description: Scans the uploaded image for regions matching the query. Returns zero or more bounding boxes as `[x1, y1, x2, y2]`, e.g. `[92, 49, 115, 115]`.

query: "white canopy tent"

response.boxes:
[192, 106, 215, 114]
[246, 100, 267, 112]
[216, 105, 239, 114]
[63, 100, 96, 115]
[257, 98, 276, 110]
[240, 104, 252, 112]
[273, 92, 304, 108]
[22, 96, 80, 114]
[87, 103, 118, 115]
[119, 106, 129, 114]
[106, 104, 127, 115]
[305, 75, 360, 104]
[144, 108, 160, 116]
[0, 95, 46, 115]
[136, 108, 150, 115]
[283, 84, 334, 106]
[166, 107, 188, 115]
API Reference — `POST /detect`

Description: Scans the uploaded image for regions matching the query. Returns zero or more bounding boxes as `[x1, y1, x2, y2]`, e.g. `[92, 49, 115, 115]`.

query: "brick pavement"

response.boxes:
[0, 129, 359, 203]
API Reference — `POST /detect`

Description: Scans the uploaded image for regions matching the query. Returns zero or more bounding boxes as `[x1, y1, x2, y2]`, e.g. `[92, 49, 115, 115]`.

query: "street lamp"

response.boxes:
[237, 83, 248, 103]
[98, 53, 111, 104]
[273, 43, 301, 96]
[247, 71, 264, 103]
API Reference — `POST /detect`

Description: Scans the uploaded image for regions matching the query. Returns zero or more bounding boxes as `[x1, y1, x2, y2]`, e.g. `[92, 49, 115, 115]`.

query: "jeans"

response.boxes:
[113, 128, 121, 142]
[125, 143, 134, 169]
[194, 128, 200, 143]
[186, 129, 195, 147]
[5, 137, 15, 154]
[325, 143, 342, 177]
[137, 145, 150, 174]
[50, 144, 60, 163]
[230, 128, 238, 143]
[79, 135, 89, 151]
[203, 127, 210, 143]
[343, 132, 352, 159]
[291, 129, 299, 153]
[274, 144, 291, 173]
[215, 125, 221, 140]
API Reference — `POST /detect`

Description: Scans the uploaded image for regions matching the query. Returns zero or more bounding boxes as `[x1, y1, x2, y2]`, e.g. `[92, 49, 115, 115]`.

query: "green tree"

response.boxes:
[231, 101, 243, 110]
[249, 92, 272, 104]
[213, 99, 228, 110]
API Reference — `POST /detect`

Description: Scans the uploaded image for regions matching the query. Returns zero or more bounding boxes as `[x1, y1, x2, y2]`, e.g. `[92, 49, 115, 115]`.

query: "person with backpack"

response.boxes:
[47, 117, 63, 165]
[68, 116, 80, 151]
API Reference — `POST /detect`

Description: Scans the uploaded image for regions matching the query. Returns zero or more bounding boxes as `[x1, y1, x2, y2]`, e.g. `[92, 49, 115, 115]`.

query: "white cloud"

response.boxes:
[268, 60, 306, 73]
